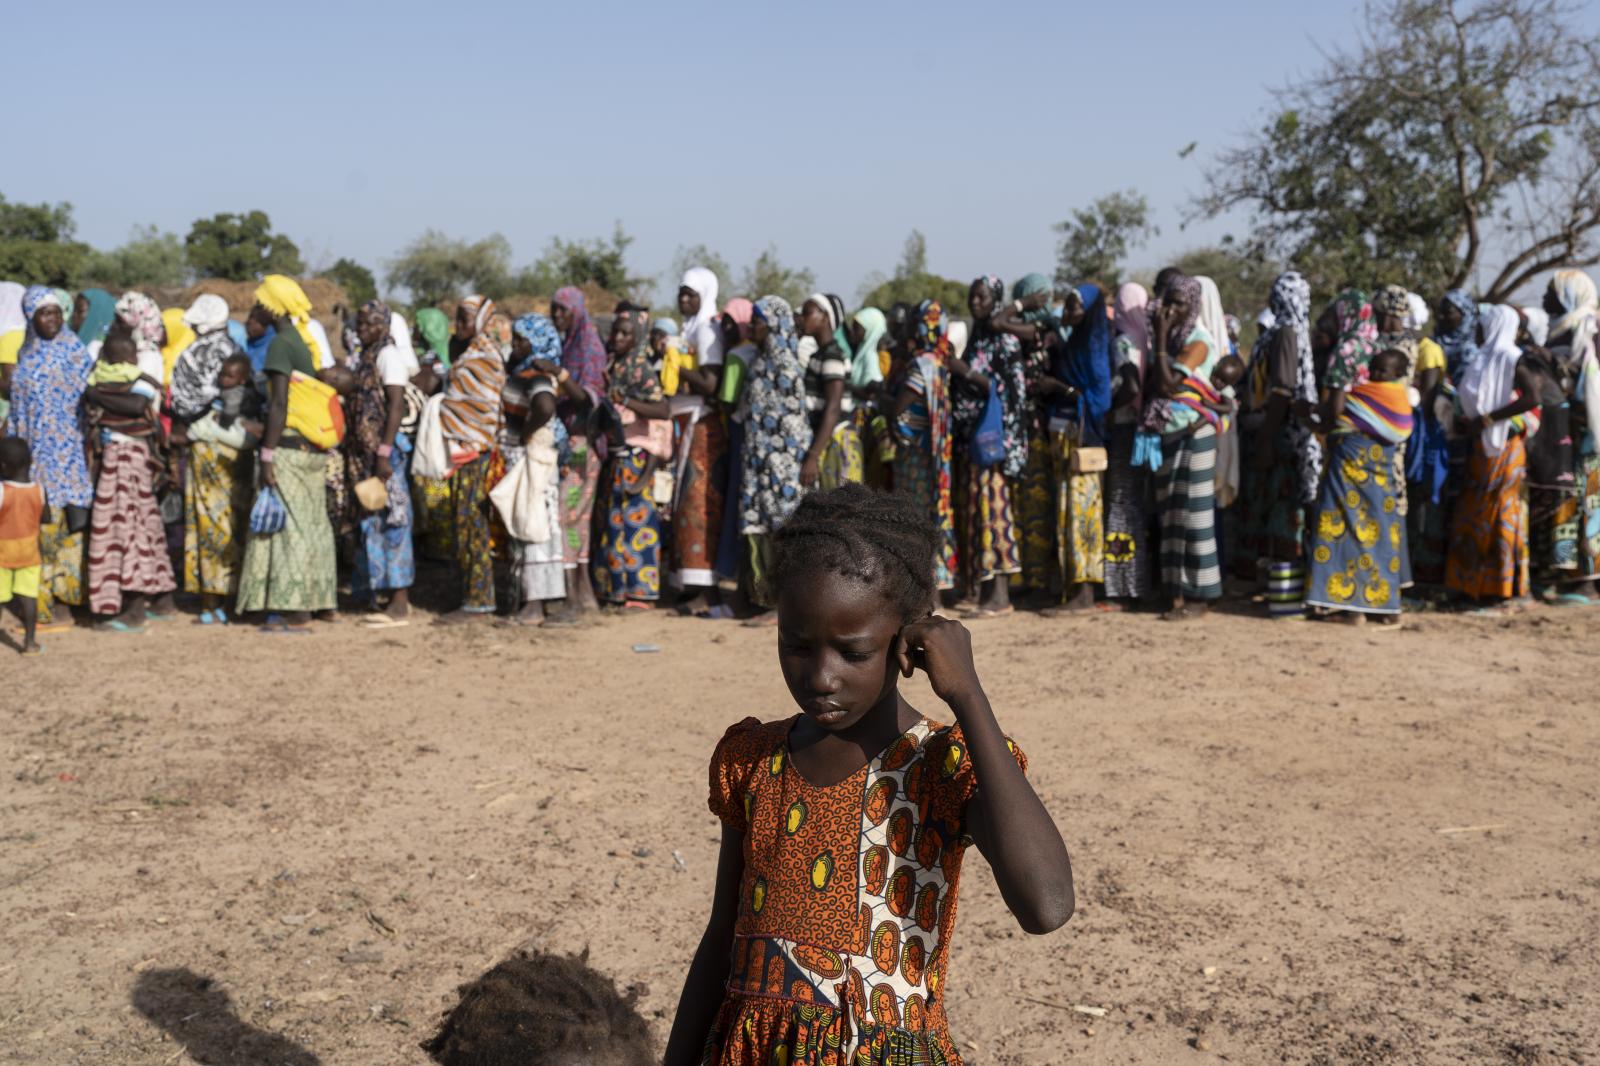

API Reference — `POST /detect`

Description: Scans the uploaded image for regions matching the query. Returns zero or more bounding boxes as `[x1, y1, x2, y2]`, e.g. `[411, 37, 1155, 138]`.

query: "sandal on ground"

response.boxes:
[965, 605, 1015, 619]
[363, 613, 411, 628]
[102, 619, 148, 634]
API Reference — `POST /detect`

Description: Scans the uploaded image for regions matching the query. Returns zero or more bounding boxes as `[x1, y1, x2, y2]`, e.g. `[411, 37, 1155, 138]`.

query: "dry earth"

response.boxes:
[2, 597, 1597, 1064]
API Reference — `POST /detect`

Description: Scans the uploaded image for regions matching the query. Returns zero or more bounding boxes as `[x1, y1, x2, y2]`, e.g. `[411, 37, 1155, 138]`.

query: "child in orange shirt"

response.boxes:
[0, 438, 48, 655]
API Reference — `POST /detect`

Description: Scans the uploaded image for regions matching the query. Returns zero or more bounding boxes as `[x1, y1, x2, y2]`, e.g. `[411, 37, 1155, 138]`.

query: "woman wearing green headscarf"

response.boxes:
[410, 306, 455, 559]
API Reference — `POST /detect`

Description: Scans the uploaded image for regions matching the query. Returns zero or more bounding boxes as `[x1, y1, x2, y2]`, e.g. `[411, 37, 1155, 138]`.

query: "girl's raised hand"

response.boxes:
[896, 616, 984, 707]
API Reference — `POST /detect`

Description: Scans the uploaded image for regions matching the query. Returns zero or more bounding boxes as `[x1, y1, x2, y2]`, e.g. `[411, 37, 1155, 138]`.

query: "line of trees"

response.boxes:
[4, 0, 1596, 316]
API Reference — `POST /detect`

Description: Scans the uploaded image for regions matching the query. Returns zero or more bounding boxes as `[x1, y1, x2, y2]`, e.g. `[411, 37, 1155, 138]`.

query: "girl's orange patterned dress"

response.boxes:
[704, 715, 1026, 1066]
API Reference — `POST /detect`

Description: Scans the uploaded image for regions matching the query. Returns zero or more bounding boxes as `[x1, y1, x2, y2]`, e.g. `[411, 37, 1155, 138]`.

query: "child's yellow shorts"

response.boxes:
[0, 565, 41, 603]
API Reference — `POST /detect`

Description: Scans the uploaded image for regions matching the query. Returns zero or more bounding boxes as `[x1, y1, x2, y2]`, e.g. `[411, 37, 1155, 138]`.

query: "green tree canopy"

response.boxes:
[386, 230, 512, 306]
[519, 223, 647, 300]
[1054, 190, 1157, 289]
[0, 193, 88, 286]
[736, 246, 817, 309]
[1195, 0, 1600, 301]
[82, 225, 188, 290]
[185, 210, 304, 280]
[320, 257, 377, 306]
[858, 230, 970, 312]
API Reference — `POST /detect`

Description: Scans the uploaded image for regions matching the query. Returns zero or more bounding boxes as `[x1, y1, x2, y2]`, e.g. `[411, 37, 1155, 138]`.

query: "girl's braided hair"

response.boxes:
[771, 484, 937, 622]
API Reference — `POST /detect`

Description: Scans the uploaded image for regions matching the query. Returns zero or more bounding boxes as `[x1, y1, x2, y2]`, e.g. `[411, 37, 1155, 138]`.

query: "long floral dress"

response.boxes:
[703, 716, 1026, 1066]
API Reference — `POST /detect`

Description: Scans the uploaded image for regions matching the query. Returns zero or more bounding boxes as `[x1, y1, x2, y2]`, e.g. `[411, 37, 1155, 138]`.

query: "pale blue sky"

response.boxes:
[17, 1, 1382, 299]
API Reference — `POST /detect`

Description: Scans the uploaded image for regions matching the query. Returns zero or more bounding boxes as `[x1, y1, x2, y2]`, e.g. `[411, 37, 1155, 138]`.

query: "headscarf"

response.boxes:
[1521, 307, 1550, 348]
[1052, 283, 1113, 442]
[52, 288, 74, 322]
[1322, 289, 1378, 391]
[948, 320, 969, 362]
[244, 321, 276, 376]
[1251, 271, 1321, 502]
[740, 295, 812, 535]
[1194, 276, 1228, 378]
[1404, 292, 1431, 332]
[182, 294, 231, 336]
[511, 312, 562, 377]
[76, 288, 117, 346]
[1114, 282, 1151, 355]
[1157, 275, 1202, 357]
[722, 298, 754, 342]
[439, 296, 510, 450]
[1012, 272, 1055, 326]
[0, 282, 25, 336]
[652, 317, 679, 338]
[609, 308, 664, 404]
[1459, 304, 1524, 454]
[1436, 290, 1481, 382]
[850, 307, 888, 390]
[253, 275, 323, 364]
[1374, 283, 1421, 382]
[115, 291, 163, 353]
[913, 299, 951, 360]
[803, 292, 837, 332]
[679, 267, 724, 364]
[169, 306, 245, 420]
[161, 307, 196, 384]
[959, 275, 1028, 479]
[1549, 270, 1600, 446]
[414, 307, 452, 368]
[11, 286, 95, 506]
[552, 286, 606, 400]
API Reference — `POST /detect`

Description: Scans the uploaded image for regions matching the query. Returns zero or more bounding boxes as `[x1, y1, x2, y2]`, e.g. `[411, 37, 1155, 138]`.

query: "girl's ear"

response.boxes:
[892, 630, 914, 679]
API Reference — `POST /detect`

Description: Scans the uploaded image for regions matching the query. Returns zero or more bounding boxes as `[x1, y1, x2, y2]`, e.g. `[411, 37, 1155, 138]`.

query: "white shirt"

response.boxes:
[375, 342, 420, 388]
[670, 317, 725, 417]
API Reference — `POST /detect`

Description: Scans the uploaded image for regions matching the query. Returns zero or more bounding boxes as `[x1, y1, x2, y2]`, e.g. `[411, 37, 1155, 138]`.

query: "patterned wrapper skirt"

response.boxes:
[1103, 423, 1151, 600]
[892, 442, 957, 591]
[37, 509, 85, 624]
[595, 449, 662, 603]
[184, 440, 252, 598]
[956, 456, 1021, 588]
[352, 445, 415, 601]
[1237, 424, 1307, 564]
[818, 420, 865, 490]
[411, 473, 455, 560]
[1530, 450, 1600, 582]
[452, 452, 496, 611]
[88, 439, 177, 615]
[1306, 432, 1410, 615]
[671, 411, 727, 588]
[1445, 435, 1529, 601]
[561, 438, 602, 569]
[236, 447, 337, 614]
[1017, 428, 1058, 593]
[1156, 425, 1222, 601]
[1053, 429, 1105, 588]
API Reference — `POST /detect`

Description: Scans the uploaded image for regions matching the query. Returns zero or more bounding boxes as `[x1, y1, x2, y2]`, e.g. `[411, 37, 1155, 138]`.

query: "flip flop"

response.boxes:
[35, 621, 74, 634]
[258, 622, 311, 635]
[493, 615, 543, 628]
[363, 614, 411, 628]
[143, 611, 177, 623]
[965, 605, 1015, 620]
[102, 619, 147, 634]
[20, 645, 43, 657]
[622, 600, 655, 611]
[1554, 592, 1597, 606]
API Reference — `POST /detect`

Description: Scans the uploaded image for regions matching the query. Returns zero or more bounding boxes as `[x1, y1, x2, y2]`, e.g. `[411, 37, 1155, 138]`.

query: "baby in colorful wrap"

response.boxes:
[1336, 349, 1414, 444]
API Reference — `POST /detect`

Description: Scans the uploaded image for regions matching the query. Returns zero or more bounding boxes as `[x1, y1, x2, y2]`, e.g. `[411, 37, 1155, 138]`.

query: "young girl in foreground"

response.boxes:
[665, 484, 1074, 1066]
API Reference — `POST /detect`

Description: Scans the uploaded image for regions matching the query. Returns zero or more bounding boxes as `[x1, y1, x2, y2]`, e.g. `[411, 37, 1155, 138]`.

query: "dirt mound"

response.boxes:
[168, 277, 351, 316]
[422, 950, 652, 1066]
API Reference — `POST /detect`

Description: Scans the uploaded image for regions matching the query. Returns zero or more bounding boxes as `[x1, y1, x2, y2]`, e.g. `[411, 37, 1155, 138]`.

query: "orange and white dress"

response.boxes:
[705, 715, 1026, 1066]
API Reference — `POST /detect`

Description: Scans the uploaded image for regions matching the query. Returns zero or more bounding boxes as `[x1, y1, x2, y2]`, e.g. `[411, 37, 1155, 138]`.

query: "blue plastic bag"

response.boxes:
[249, 486, 287, 535]
[970, 381, 1006, 467]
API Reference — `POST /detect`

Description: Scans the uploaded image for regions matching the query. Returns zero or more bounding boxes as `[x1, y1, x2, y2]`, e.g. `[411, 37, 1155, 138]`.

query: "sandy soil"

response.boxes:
[2, 596, 1597, 1065]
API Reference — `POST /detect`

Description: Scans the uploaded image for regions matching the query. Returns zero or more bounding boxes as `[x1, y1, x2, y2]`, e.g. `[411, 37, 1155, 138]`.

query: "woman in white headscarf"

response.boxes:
[1444, 304, 1540, 605]
[1530, 270, 1600, 600]
[670, 266, 730, 615]
[171, 294, 251, 623]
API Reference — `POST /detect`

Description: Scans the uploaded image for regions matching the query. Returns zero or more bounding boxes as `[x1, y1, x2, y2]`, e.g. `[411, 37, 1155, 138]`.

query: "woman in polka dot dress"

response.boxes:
[665, 485, 1075, 1066]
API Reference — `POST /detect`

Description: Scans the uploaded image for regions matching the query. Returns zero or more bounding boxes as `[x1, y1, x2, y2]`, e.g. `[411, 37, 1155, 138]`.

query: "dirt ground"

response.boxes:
[2, 594, 1597, 1065]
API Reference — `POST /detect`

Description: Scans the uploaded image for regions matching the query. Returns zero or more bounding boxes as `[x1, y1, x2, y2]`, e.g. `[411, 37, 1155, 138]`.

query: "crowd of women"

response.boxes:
[0, 259, 1595, 641]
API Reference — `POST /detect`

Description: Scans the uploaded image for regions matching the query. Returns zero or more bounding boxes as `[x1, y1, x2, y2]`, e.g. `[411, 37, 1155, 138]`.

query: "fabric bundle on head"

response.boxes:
[850, 307, 887, 389]
[183, 294, 231, 335]
[1404, 292, 1431, 332]
[1194, 276, 1228, 378]
[77, 288, 117, 345]
[1521, 307, 1550, 347]
[414, 307, 452, 367]
[253, 275, 322, 363]
[511, 312, 562, 376]
[1436, 289, 1481, 381]
[1459, 304, 1524, 454]
[722, 297, 754, 342]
